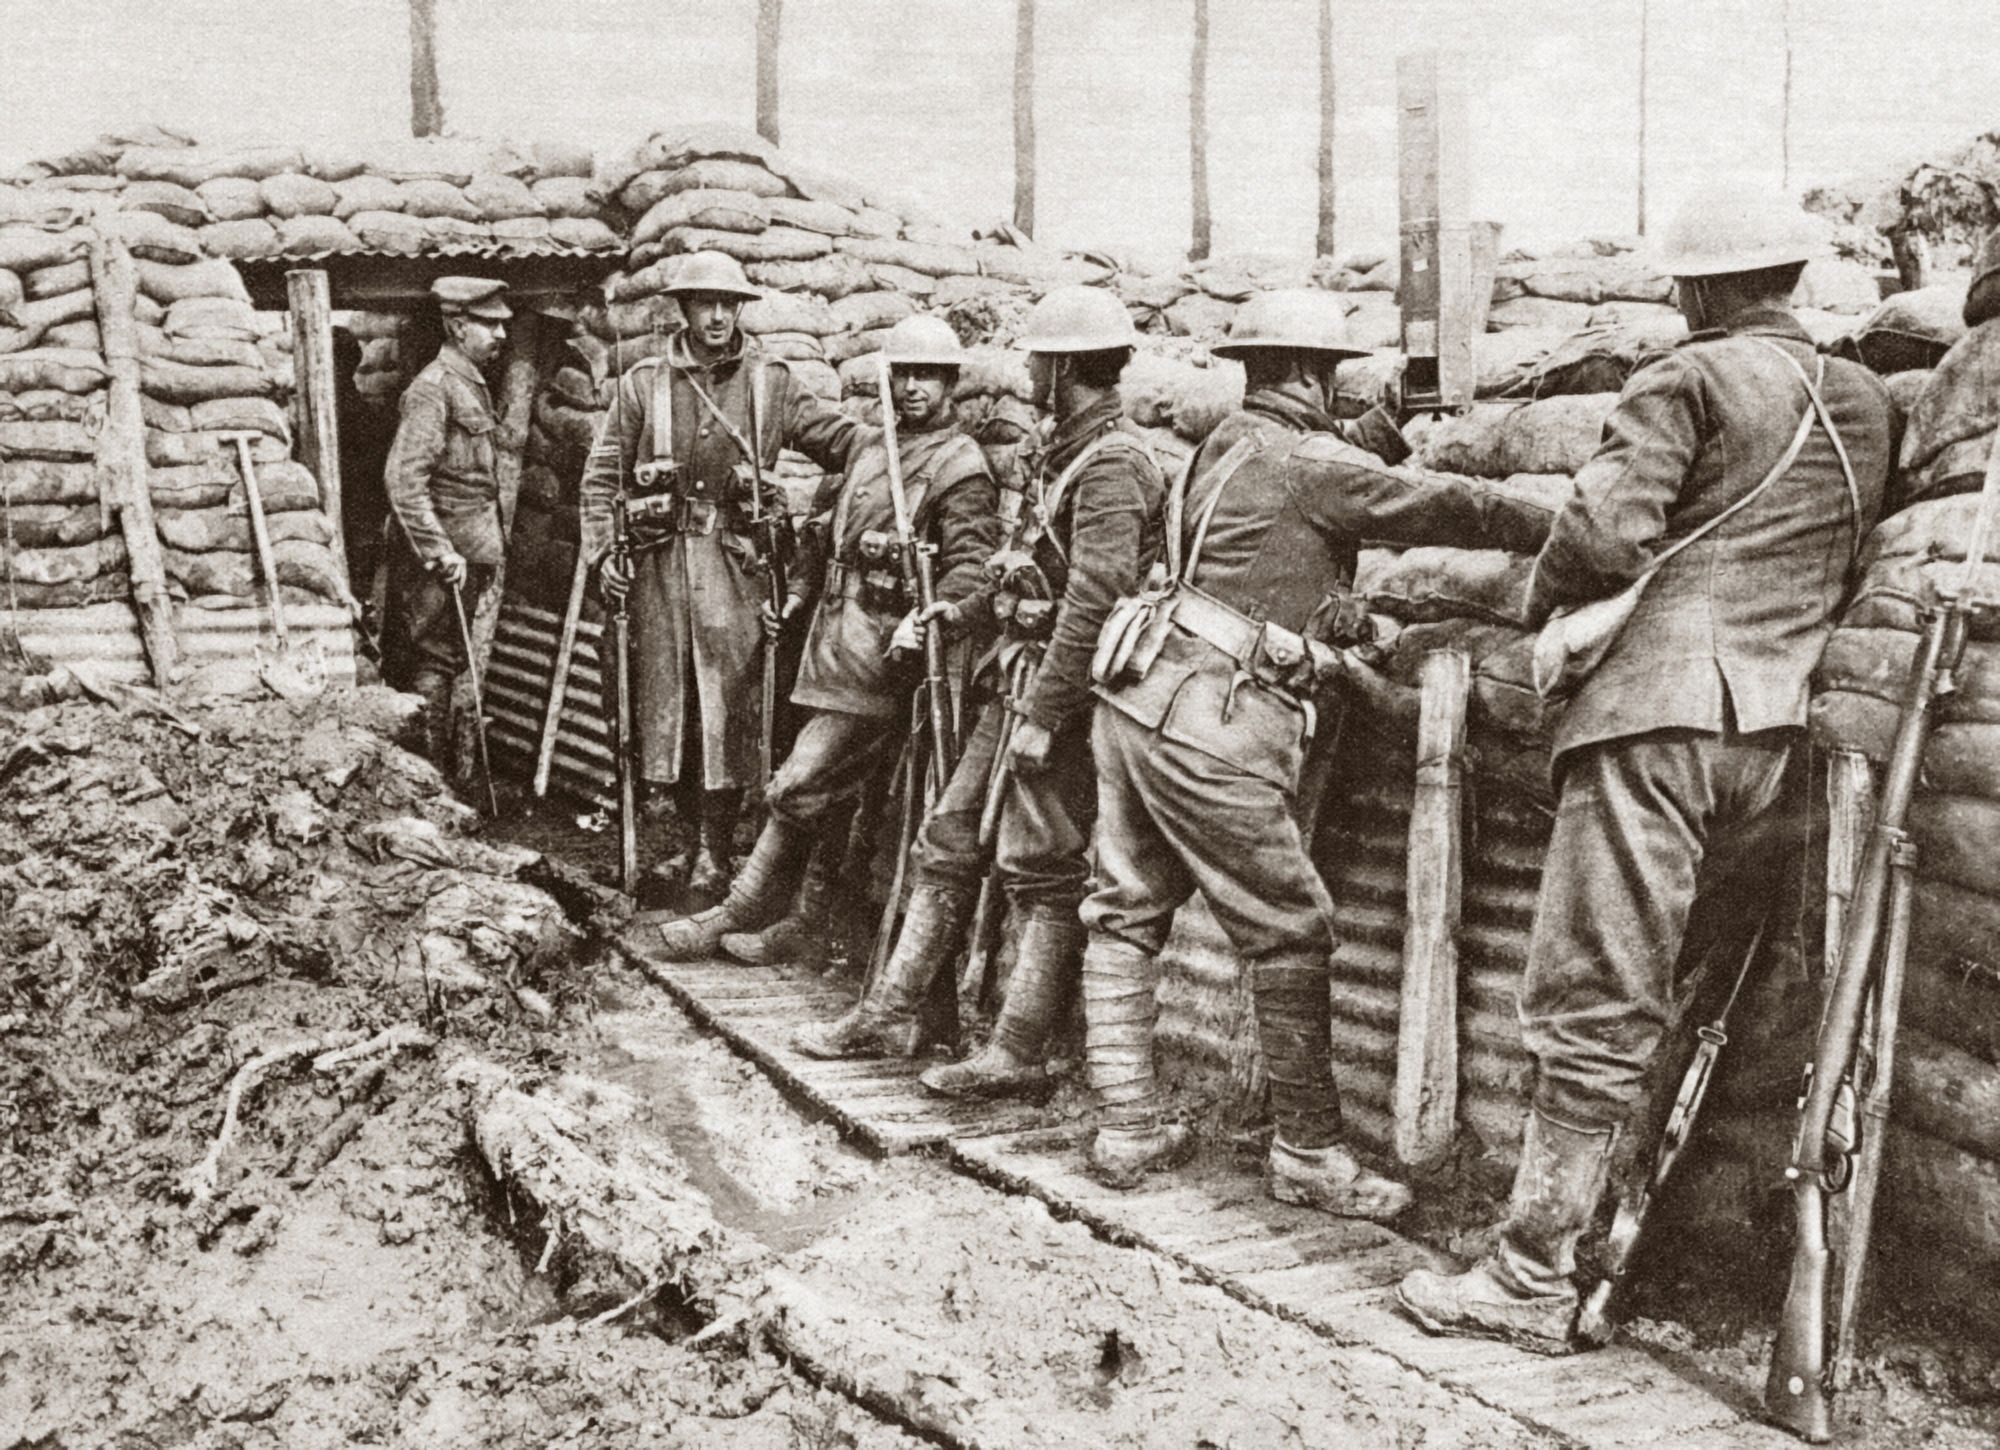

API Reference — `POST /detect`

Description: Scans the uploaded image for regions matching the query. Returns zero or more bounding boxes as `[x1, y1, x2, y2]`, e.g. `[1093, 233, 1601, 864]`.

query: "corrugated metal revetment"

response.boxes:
[11, 600, 357, 697]
[485, 594, 613, 809]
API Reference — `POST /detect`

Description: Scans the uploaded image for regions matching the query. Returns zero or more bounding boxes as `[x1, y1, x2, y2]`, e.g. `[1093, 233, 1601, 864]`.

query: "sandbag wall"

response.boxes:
[0, 201, 351, 688]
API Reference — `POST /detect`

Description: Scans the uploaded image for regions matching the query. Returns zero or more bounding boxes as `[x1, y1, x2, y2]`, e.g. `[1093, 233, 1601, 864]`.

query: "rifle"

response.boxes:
[1765, 447, 2000, 1441]
[1576, 919, 1765, 1347]
[955, 645, 1040, 1030]
[745, 368, 787, 787]
[876, 361, 959, 787]
[608, 492, 638, 894]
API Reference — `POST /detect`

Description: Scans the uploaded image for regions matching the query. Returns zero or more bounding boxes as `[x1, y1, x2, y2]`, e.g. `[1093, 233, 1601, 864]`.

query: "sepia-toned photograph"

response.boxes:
[3, 2, 1999, 1445]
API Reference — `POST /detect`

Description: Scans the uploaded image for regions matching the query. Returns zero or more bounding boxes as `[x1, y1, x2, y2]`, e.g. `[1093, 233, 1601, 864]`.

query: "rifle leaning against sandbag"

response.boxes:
[876, 362, 959, 787]
[1765, 447, 2000, 1443]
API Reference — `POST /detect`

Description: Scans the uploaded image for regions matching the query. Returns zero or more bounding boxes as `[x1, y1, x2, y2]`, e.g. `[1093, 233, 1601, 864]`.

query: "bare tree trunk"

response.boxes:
[1190, 0, 1213, 261]
[1012, 0, 1036, 236]
[1781, 0, 1794, 189]
[1636, 0, 1649, 236]
[1316, 0, 1336, 255]
[409, 0, 444, 138]
[756, 0, 782, 146]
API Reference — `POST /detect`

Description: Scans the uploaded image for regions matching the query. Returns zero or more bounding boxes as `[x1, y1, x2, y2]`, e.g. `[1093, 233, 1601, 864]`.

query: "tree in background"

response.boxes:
[1781, 0, 1793, 188]
[1013, 0, 1036, 236]
[408, 0, 444, 138]
[1635, 0, 1649, 235]
[757, 0, 783, 146]
[1317, 0, 1336, 255]
[1190, 0, 1213, 260]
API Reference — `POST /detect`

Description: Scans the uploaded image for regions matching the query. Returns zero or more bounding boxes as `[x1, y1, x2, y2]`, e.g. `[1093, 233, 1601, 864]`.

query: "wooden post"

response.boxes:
[1394, 648, 1468, 1169]
[1013, 0, 1037, 236]
[1396, 48, 1475, 412]
[1189, 0, 1213, 262]
[1824, 750, 1876, 972]
[1780, 0, 1794, 190]
[755, 0, 783, 146]
[87, 234, 178, 691]
[286, 268, 349, 597]
[1316, 0, 1337, 256]
[408, 0, 445, 138]
[1636, 0, 1649, 236]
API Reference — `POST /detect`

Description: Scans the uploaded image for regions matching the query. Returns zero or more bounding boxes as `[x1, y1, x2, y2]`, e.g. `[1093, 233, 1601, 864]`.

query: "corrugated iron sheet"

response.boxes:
[485, 595, 613, 808]
[10, 600, 357, 696]
[270, 238, 618, 261]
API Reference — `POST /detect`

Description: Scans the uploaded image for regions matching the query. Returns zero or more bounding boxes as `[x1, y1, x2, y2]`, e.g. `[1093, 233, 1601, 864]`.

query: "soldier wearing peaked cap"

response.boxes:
[1076, 289, 1556, 1203]
[381, 276, 513, 765]
[1398, 184, 1897, 1355]
[579, 251, 860, 899]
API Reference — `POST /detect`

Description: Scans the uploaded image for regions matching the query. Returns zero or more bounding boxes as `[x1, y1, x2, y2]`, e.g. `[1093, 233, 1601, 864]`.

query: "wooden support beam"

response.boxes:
[1824, 750, 1876, 971]
[1394, 647, 1468, 1168]
[286, 269, 349, 598]
[87, 234, 179, 691]
[1395, 48, 1475, 412]
[1012, 0, 1037, 236]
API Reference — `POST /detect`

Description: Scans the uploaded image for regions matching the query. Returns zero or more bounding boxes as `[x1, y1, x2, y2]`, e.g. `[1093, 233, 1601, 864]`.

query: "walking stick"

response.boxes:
[450, 583, 500, 817]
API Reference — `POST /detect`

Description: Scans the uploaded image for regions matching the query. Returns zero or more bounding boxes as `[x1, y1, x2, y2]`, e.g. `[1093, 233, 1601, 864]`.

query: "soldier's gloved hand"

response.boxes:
[917, 598, 962, 638]
[887, 609, 922, 656]
[598, 553, 633, 605]
[1006, 718, 1053, 774]
[762, 594, 805, 641]
[429, 550, 468, 589]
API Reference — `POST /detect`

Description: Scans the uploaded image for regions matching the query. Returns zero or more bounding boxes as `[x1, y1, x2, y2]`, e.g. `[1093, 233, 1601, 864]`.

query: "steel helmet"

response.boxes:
[1017, 285, 1139, 353]
[1655, 182, 1829, 278]
[880, 314, 965, 368]
[663, 250, 763, 301]
[1210, 289, 1368, 362]
[1964, 226, 2000, 327]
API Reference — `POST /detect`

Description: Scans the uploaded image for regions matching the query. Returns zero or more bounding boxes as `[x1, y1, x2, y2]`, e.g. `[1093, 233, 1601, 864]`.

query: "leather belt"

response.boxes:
[1171, 588, 1262, 664]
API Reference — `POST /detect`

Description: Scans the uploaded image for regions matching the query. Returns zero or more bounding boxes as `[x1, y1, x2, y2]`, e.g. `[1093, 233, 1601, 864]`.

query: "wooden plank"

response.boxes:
[1395, 651, 1466, 1170]
[1394, 48, 1477, 410]
[285, 268, 348, 593]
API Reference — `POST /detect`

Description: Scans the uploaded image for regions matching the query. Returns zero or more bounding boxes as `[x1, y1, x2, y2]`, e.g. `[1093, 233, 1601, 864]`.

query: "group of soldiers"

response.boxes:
[380, 177, 1895, 1356]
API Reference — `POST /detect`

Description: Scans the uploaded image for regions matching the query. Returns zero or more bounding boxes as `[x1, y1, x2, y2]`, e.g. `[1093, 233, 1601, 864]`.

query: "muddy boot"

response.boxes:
[412, 669, 453, 770]
[721, 847, 842, 968]
[921, 903, 1080, 1099]
[686, 788, 741, 898]
[791, 882, 972, 1059]
[1082, 935, 1191, 1188]
[1267, 1141, 1412, 1222]
[651, 817, 809, 961]
[1396, 1108, 1617, 1355]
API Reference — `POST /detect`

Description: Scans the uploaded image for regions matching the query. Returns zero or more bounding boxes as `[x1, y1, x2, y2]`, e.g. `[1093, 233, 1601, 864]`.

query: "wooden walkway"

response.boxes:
[632, 941, 1794, 1449]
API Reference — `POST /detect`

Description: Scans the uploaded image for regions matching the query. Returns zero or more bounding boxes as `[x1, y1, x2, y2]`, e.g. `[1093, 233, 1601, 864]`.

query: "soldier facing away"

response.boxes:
[1397, 185, 1895, 1353]
[1077, 290, 1555, 1202]
[648, 314, 998, 961]
[789, 286, 1167, 1078]
[380, 275, 512, 763]
[579, 251, 857, 897]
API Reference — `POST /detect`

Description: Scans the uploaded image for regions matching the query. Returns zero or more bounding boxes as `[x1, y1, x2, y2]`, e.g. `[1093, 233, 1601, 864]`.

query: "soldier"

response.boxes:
[1397, 186, 1895, 1353]
[789, 286, 1166, 1073]
[381, 276, 511, 761]
[649, 314, 998, 960]
[580, 251, 856, 898]
[1077, 290, 1555, 1201]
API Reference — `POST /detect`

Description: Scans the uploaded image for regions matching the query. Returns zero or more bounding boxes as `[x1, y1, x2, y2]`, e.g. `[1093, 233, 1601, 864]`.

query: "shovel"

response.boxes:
[219, 431, 328, 700]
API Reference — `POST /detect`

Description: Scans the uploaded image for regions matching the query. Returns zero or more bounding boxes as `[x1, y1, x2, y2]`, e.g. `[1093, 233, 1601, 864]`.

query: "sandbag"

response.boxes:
[1415, 394, 1617, 478]
[1118, 351, 1205, 430]
[867, 262, 937, 297]
[549, 217, 620, 251]
[41, 320, 100, 352]
[530, 176, 605, 220]
[110, 210, 203, 264]
[1173, 364, 1247, 442]
[146, 427, 286, 469]
[162, 537, 344, 602]
[745, 253, 878, 301]
[0, 573, 132, 608]
[0, 502, 104, 549]
[332, 174, 407, 218]
[276, 214, 359, 254]
[166, 295, 259, 340]
[195, 176, 266, 223]
[1, 535, 126, 584]
[398, 178, 479, 221]
[740, 292, 832, 337]
[200, 220, 282, 260]
[1907, 793, 2000, 900]
[190, 395, 290, 437]
[761, 195, 856, 237]
[1356, 547, 1534, 625]
[1796, 256, 1882, 315]
[0, 349, 108, 394]
[950, 347, 1032, 402]
[0, 419, 95, 460]
[0, 389, 93, 423]
[1488, 295, 1597, 332]
[1506, 318, 1686, 400]
[835, 235, 980, 279]
[345, 210, 428, 253]
[1895, 321, 2000, 511]
[633, 188, 770, 247]
[492, 217, 552, 243]
[1, 458, 96, 505]
[1495, 258, 1671, 306]
[139, 357, 275, 405]
[754, 331, 825, 363]
[1164, 292, 1237, 340]
[136, 257, 249, 305]
[121, 180, 209, 228]
[422, 217, 489, 245]
[0, 226, 89, 274]
[1815, 627, 2000, 725]
[464, 172, 543, 221]
[115, 144, 299, 188]
[154, 505, 332, 553]
[254, 173, 335, 218]
[0, 287, 97, 352]
[826, 290, 914, 334]
[662, 225, 828, 264]
[151, 456, 317, 511]
[23, 258, 89, 300]
[787, 359, 841, 403]
[619, 160, 791, 213]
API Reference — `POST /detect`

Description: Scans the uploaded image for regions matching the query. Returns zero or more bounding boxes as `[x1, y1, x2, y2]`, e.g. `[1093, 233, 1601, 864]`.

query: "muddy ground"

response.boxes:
[3, 685, 1998, 1447]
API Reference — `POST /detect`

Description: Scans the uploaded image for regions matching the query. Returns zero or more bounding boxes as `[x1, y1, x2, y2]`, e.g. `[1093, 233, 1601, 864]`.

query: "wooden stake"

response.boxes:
[87, 234, 179, 691]
[535, 548, 591, 798]
[1395, 49, 1475, 411]
[1189, 0, 1213, 262]
[1316, 0, 1337, 256]
[1394, 647, 1468, 1169]
[755, 0, 783, 146]
[286, 268, 349, 597]
[1012, 0, 1037, 236]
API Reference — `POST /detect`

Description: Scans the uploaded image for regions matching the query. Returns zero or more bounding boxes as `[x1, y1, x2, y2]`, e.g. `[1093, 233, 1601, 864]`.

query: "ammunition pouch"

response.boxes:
[834, 529, 915, 614]
[1095, 578, 1347, 699]
[996, 593, 1056, 639]
[1090, 562, 1178, 689]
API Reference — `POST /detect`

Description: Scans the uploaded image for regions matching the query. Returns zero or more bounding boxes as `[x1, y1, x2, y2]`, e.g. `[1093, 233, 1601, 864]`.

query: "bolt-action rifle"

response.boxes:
[744, 369, 787, 787]
[876, 361, 959, 787]
[607, 492, 638, 894]
[1765, 445, 2000, 1442]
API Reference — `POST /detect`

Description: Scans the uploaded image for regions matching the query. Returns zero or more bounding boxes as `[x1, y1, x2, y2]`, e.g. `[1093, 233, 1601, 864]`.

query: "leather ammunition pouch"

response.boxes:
[995, 593, 1056, 639]
[831, 529, 914, 614]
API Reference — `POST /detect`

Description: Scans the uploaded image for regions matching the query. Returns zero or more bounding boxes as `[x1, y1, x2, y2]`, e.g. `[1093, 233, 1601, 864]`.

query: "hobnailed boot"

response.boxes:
[921, 903, 1081, 1099]
[1082, 935, 1192, 1188]
[651, 817, 809, 961]
[686, 789, 741, 898]
[1396, 1108, 1618, 1355]
[790, 882, 973, 1059]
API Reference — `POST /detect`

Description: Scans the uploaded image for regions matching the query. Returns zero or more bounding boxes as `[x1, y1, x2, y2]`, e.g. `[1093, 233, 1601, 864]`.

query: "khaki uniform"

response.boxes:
[578, 331, 855, 791]
[1519, 309, 1894, 1130]
[381, 345, 502, 689]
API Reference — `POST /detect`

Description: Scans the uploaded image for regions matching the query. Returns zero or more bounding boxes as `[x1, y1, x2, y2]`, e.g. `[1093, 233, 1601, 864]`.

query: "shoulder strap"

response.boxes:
[1178, 435, 1261, 586]
[651, 361, 675, 465]
[1751, 338, 1863, 557]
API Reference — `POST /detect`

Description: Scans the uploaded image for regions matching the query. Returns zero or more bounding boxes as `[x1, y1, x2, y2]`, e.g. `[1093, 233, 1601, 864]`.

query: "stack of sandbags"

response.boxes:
[8, 133, 621, 261]
[1890, 318, 2000, 514]
[0, 206, 123, 609]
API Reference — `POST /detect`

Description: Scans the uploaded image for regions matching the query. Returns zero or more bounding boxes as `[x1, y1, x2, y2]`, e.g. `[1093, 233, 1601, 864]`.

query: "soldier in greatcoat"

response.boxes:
[579, 251, 856, 895]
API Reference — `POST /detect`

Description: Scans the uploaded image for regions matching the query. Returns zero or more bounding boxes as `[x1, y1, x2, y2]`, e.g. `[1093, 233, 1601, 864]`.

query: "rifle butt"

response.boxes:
[1765, 1184, 1834, 1443]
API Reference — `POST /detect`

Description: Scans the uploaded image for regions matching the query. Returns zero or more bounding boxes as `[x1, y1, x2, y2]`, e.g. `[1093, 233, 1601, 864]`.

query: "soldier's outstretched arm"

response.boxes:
[578, 368, 648, 568]
[382, 377, 454, 561]
[779, 370, 862, 476]
[1296, 437, 1557, 559]
[1016, 461, 1150, 732]
[1524, 358, 1702, 623]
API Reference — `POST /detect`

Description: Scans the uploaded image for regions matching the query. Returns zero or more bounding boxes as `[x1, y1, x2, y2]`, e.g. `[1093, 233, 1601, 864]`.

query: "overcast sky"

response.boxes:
[1, 0, 1991, 265]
